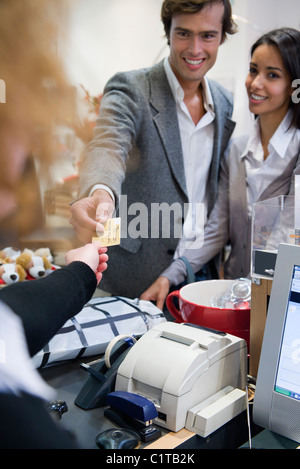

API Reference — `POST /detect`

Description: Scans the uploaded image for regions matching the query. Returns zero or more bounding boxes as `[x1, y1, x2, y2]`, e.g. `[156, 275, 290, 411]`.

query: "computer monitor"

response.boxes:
[253, 243, 300, 443]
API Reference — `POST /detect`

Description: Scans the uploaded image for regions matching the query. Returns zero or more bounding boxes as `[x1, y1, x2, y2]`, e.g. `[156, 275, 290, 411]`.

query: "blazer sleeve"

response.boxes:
[77, 71, 145, 203]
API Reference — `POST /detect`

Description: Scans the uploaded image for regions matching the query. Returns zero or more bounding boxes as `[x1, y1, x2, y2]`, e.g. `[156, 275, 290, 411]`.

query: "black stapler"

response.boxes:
[104, 391, 161, 442]
[75, 338, 135, 410]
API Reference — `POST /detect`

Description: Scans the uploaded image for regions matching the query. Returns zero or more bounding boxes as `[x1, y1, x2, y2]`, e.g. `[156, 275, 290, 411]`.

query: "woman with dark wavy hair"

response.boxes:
[250, 27, 300, 130]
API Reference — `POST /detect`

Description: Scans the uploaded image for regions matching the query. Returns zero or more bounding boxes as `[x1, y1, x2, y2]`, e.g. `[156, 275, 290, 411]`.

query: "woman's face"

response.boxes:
[245, 44, 293, 122]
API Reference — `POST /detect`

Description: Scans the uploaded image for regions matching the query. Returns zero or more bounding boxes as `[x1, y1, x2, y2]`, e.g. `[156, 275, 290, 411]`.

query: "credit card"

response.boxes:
[93, 217, 121, 247]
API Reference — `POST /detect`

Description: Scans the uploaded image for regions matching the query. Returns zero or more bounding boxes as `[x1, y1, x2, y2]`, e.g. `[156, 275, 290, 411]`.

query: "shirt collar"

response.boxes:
[163, 57, 214, 114]
[241, 110, 295, 161]
[241, 117, 262, 160]
[269, 109, 294, 158]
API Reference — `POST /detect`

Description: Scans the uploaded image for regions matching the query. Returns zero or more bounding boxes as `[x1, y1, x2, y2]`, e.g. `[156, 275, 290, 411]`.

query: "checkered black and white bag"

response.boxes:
[32, 296, 166, 368]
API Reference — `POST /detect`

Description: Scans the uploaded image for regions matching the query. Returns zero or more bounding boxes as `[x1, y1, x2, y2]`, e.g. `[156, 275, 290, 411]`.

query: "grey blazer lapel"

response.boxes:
[149, 62, 188, 199]
[234, 157, 249, 227]
[259, 150, 300, 200]
[208, 81, 236, 212]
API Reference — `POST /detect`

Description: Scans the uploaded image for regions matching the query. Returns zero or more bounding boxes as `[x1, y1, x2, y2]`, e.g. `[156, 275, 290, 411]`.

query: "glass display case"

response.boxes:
[251, 196, 300, 280]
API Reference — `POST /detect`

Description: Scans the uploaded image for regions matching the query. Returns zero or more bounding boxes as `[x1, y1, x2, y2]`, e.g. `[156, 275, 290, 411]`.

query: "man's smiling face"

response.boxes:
[168, 2, 224, 91]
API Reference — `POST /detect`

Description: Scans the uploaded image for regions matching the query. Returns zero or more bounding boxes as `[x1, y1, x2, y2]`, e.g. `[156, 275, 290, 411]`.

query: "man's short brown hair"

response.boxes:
[161, 0, 237, 42]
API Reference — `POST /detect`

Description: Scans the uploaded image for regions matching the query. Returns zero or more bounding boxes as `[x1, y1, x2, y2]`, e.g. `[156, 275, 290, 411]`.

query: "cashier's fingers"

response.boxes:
[97, 259, 108, 273]
[95, 271, 104, 285]
[97, 250, 109, 273]
[93, 240, 109, 266]
[91, 240, 107, 254]
[95, 261, 108, 285]
[65, 243, 108, 277]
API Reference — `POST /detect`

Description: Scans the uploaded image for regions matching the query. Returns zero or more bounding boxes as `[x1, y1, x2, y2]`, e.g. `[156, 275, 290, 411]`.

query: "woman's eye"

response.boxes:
[268, 72, 279, 79]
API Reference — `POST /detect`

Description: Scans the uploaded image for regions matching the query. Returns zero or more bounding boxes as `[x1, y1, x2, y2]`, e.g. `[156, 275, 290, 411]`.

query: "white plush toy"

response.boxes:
[0, 261, 26, 285]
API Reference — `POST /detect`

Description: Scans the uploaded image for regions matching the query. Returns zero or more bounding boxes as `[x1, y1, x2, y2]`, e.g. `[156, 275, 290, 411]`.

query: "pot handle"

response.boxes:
[166, 290, 183, 322]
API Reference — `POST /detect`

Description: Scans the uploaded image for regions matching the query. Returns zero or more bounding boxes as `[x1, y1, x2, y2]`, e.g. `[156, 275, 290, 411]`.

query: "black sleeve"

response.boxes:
[0, 261, 97, 357]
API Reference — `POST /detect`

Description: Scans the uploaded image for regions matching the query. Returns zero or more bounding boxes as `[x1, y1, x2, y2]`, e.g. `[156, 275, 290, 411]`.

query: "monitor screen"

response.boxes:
[253, 244, 300, 443]
[274, 265, 300, 401]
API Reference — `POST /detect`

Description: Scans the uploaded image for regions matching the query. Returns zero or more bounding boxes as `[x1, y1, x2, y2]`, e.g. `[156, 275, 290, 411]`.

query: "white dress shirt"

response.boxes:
[242, 110, 300, 216]
[90, 58, 216, 257]
[163, 57, 215, 257]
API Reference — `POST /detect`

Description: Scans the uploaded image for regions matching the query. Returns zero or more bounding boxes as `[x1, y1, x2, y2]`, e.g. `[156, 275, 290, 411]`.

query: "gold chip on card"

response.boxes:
[92, 217, 121, 247]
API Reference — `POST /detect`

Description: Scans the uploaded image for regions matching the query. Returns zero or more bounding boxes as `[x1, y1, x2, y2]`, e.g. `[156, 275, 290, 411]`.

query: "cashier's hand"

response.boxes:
[65, 242, 108, 285]
[70, 189, 115, 244]
[140, 276, 170, 311]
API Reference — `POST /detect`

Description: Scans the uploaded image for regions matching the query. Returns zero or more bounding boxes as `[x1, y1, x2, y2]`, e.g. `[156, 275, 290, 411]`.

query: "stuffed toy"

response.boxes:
[0, 247, 21, 262]
[0, 260, 26, 285]
[15, 251, 53, 279]
[0, 246, 55, 283]
[33, 247, 54, 264]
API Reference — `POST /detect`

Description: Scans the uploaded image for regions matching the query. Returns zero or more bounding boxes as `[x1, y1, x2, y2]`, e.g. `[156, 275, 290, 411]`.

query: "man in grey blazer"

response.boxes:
[70, 0, 236, 299]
